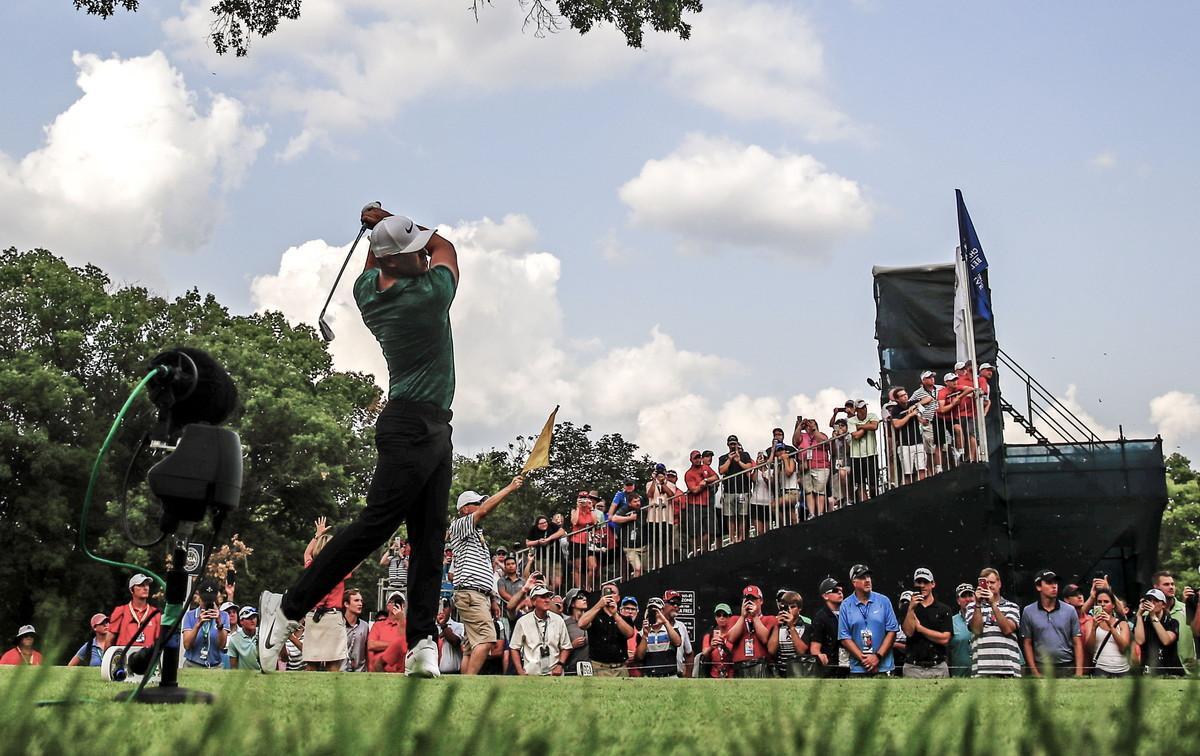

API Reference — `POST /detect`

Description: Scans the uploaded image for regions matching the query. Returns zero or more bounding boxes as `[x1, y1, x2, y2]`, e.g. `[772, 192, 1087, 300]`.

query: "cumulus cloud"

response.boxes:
[618, 134, 872, 258]
[1150, 391, 1200, 446]
[164, 0, 859, 157]
[250, 213, 863, 458]
[0, 51, 265, 284]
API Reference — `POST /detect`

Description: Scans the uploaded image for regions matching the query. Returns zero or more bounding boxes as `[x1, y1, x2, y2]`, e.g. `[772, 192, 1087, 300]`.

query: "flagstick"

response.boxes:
[957, 246, 989, 463]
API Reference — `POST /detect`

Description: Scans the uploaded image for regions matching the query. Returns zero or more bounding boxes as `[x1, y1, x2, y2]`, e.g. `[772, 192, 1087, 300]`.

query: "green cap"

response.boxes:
[713, 603, 733, 616]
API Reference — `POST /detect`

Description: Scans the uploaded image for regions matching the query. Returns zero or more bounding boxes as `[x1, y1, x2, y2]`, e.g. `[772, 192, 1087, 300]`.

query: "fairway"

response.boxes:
[4, 668, 1199, 755]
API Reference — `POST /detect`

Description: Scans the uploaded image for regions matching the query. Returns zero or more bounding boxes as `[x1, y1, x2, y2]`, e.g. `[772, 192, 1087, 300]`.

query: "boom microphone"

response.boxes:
[147, 347, 238, 437]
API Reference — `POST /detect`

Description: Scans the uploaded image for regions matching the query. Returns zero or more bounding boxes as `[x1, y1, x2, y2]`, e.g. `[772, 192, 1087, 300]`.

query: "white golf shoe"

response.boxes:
[404, 637, 441, 678]
[258, 590, 299, 674]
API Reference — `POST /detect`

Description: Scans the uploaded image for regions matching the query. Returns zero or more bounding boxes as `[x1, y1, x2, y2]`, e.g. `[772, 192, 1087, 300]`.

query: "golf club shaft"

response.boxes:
[318, 224, 368, 320]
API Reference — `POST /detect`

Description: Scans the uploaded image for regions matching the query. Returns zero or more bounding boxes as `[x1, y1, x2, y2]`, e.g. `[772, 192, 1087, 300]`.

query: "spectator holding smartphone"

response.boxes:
[635, 597, 681, 677]
[1134, 588, 1184, 676]
[699, 604, 735, 679]
[795, 418, 831, 518]
[719, 436, 754, 543]
[578, 583, 636, 677]
[768, 591, 811, 677]
[725, 584, 775, 678]
[1151, 571, 1195, 671]
[1088, 588, 1131, 677]
[902, 568, 952, 678]
[182, 581, 229, 669]
[967, 567, 1021, 677]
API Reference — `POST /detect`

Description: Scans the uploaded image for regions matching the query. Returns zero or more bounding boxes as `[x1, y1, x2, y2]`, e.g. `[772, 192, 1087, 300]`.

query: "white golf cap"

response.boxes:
[16, 624, 36, 638]
[1144, 588, 1167, 602]
[456, 490, 487, 511]
[954, 360, 968, 371]
[128, 573, 153, 590]
[920, 370, 935, 379]
[370, 215, 435, 258]
[914, 567, 934, 582]
[979, 362, 994, 371]
[943, 372, 957, 382]
[854, 399, 868, 409]
[219, 602, 238, 613]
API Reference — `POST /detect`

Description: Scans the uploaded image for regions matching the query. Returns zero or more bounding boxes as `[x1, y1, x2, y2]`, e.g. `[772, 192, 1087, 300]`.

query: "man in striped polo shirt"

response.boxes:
[967, 566, 1022, 677]
[449, 475, 525, 675]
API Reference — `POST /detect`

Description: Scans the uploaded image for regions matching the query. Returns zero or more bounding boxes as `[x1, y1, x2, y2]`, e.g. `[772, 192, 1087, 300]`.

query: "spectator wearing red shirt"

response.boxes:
[106, 573, 161, 650]
[302, 517, 352, 671]
[724, 584, 776, 678]
[369, 592, 407, 672]
[700, 603, 735, 678]
[936, 372, 966, 468]
[953, 361, 987, 462]
[0, 625, 42, 666]
[683, 451, 719, 556]
[978, 362, 995, 416]
[569, 492, 601, 590]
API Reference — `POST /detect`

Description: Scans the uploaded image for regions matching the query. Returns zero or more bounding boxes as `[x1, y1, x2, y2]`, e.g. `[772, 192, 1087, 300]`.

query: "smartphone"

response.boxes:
[227, 570, 237, 585]
[977, 579, 988, 591]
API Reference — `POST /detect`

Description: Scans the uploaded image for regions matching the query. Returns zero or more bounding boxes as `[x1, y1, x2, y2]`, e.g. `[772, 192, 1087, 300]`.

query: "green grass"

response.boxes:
[3, 667, 1200, 755]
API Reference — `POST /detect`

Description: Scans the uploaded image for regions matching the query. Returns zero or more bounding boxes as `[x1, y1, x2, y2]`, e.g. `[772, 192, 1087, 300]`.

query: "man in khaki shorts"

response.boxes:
[448, 475, 524, 674]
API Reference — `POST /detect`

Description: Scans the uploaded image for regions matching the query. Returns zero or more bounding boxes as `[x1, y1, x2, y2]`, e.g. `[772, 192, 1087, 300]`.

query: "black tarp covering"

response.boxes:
[872, 262, 1003, 455]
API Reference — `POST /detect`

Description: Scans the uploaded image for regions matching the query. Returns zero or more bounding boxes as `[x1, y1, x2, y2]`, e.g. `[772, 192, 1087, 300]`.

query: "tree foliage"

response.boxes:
[73, 0, 703, 56]
[0, 248, 382, 642]
[1158, 454, 1200, 589]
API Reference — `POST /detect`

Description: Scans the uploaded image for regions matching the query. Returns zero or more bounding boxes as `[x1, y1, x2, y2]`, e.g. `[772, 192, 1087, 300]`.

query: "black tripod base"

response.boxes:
[114, 685, 215, 705]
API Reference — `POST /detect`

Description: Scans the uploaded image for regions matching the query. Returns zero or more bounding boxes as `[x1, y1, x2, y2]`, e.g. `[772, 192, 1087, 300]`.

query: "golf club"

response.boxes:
[318, 202, 379, 342]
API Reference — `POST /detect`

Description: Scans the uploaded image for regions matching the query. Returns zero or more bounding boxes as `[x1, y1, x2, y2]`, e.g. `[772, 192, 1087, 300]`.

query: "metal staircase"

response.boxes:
[996, 347, 1107, 452]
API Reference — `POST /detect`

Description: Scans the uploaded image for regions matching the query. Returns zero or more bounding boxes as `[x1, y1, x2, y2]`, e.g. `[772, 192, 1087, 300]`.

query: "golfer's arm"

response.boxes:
[425, 232, 459, 284]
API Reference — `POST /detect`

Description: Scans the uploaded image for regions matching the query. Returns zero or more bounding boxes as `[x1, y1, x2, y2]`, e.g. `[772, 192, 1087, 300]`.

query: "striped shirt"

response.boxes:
[965, 599, 1022, 677]
[448, 514, 495, 594]
[387, 554, 408, 588]
[910, 386, 941, 424]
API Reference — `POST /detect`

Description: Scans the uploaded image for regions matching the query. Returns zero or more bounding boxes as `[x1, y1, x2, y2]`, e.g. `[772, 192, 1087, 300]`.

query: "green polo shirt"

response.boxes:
[226, 628, 260, 671]
[354, 265, 457, 409]
[1166, 599, 1195, 668]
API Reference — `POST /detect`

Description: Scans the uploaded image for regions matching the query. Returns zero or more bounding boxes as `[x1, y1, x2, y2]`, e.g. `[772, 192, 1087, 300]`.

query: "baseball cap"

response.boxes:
[689, 450, 702, 460]
[89, 613, 109, 628]
[727, 435, 739, 444]
[1034, 569, 1058, 585]
[16, 625, 36, 639]
[387, 591, 406, 605]
[1061, 584, 1084, 599]
[955, 583, 976, 597]
[943, 372, 957, 382]
[219, 601, 238, 613]
[713, 603, 733, 616]
[128, 573, 153, 590]
[818, 577, 842, 595]
[954, 360, 969, 371]
[853, 399, 867, 409]
[913, 567, 934, 582]
[654, 463, 666, 473]
[530, 586, 553, 599]
[742, 585, 763, 600]
[1144, 588, 1167, 602]
[647, 597, 666, 609]
[920, 370, 935, 379]
[369, 214, 435, 258]
[849, 564, 871, 581]
[620, 596, 639, 608]
[663, 589, 682, 605]
[979, 362, 994, 371]
[238, 606, 258, 620]
[899, 591, 914, 603]
[456, 490, 487, 511]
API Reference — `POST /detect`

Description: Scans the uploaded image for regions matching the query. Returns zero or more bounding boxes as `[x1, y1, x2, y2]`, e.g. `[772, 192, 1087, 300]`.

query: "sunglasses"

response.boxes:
[666, 599, 681, 606]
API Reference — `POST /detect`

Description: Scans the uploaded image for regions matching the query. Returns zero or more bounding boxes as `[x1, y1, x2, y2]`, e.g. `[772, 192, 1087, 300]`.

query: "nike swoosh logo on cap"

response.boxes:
[405, 221, 414, 233]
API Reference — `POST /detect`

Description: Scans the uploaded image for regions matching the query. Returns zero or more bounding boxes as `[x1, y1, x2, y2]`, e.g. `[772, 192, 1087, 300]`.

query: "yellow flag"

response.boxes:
[521, 405, 559, 473]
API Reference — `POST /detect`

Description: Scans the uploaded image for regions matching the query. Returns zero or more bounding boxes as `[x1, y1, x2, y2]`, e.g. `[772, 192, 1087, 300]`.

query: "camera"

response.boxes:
[539, 645, 551, 659]
[647, 607, 659, 623]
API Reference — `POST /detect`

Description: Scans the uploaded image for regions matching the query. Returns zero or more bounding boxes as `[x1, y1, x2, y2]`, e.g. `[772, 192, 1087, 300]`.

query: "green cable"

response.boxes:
[79, 367, 169, 591]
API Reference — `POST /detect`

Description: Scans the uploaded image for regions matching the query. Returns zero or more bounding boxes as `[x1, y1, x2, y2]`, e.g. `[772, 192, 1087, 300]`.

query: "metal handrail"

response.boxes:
[997, 347, 1103, 444]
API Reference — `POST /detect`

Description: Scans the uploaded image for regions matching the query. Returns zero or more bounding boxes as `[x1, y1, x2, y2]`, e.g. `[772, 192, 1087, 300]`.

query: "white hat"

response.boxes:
[979, 362, 994, 371]
[954, 360, 968, 371]
[219, 602, 238, 613]
[920, 370, 935, 379]
[128, 573, 153, 590]
[913, 567, 934, 582]
[237, 606, 258, 620]
[1144, 588, 1167, 602]
[16, 624, 36, 638]
[370, 215, 435, 258]
[943, 372, 957, 382]
[853, 399, 868, 409]
[456, 490, 487, 511]
[530, 586, 553, 599]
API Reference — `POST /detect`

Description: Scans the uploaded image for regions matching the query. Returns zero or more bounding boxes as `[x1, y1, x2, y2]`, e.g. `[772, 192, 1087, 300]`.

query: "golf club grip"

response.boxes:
[318, 224, 368, 318]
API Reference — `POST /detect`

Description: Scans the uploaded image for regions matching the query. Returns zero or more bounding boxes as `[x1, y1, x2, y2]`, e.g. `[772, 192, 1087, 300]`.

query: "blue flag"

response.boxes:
[955, 189, 992, 321]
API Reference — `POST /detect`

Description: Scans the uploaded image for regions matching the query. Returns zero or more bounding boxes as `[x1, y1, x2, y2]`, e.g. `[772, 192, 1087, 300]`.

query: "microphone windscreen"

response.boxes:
[148, 347, 238, 429]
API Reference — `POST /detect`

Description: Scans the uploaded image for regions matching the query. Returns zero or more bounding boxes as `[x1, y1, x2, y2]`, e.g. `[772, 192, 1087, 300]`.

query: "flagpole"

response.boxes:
[957, 245, 988, 463]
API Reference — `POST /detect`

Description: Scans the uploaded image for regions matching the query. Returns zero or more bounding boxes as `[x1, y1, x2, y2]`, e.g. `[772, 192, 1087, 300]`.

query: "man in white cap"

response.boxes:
[227, 606, 261, 671]
[0, 626, 41, 665]
[106, 573, 160, 650]
[909, 371, 943, 476]
[510, 586, 572, 676]
[260, 204, 461, 679]
[448, 475, 525, 675]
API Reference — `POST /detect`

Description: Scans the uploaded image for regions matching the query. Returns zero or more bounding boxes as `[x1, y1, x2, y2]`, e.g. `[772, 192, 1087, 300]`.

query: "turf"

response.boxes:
[4, 668, 1199, 755]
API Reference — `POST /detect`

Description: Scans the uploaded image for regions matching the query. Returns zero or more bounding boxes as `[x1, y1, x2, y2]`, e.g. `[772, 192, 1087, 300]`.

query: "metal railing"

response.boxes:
[512, 406, 986, 596]
[997, 348, 1104, 446]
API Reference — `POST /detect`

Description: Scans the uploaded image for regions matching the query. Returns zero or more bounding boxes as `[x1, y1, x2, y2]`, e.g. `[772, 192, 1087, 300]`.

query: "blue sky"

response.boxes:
[2, 1, 1197, 463]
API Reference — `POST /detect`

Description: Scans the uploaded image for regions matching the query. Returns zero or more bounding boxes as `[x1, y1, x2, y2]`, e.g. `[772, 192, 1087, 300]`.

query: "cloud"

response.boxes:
[164, 0, 859, 158]
[250, 213, 864, 459]
[654, 2, 860, 141]
[1088, 150, 1117, 170]
[618, 134, 872, 258]
[0, 51, 265, 284]
[1150, 391, 1200, 446]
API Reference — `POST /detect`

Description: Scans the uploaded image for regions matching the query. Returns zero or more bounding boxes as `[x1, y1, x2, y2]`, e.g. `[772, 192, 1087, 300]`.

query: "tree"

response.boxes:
[1158, 455, 1200, 590]
[0, 248, 382, 646]
[73, 0, 703, 56]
